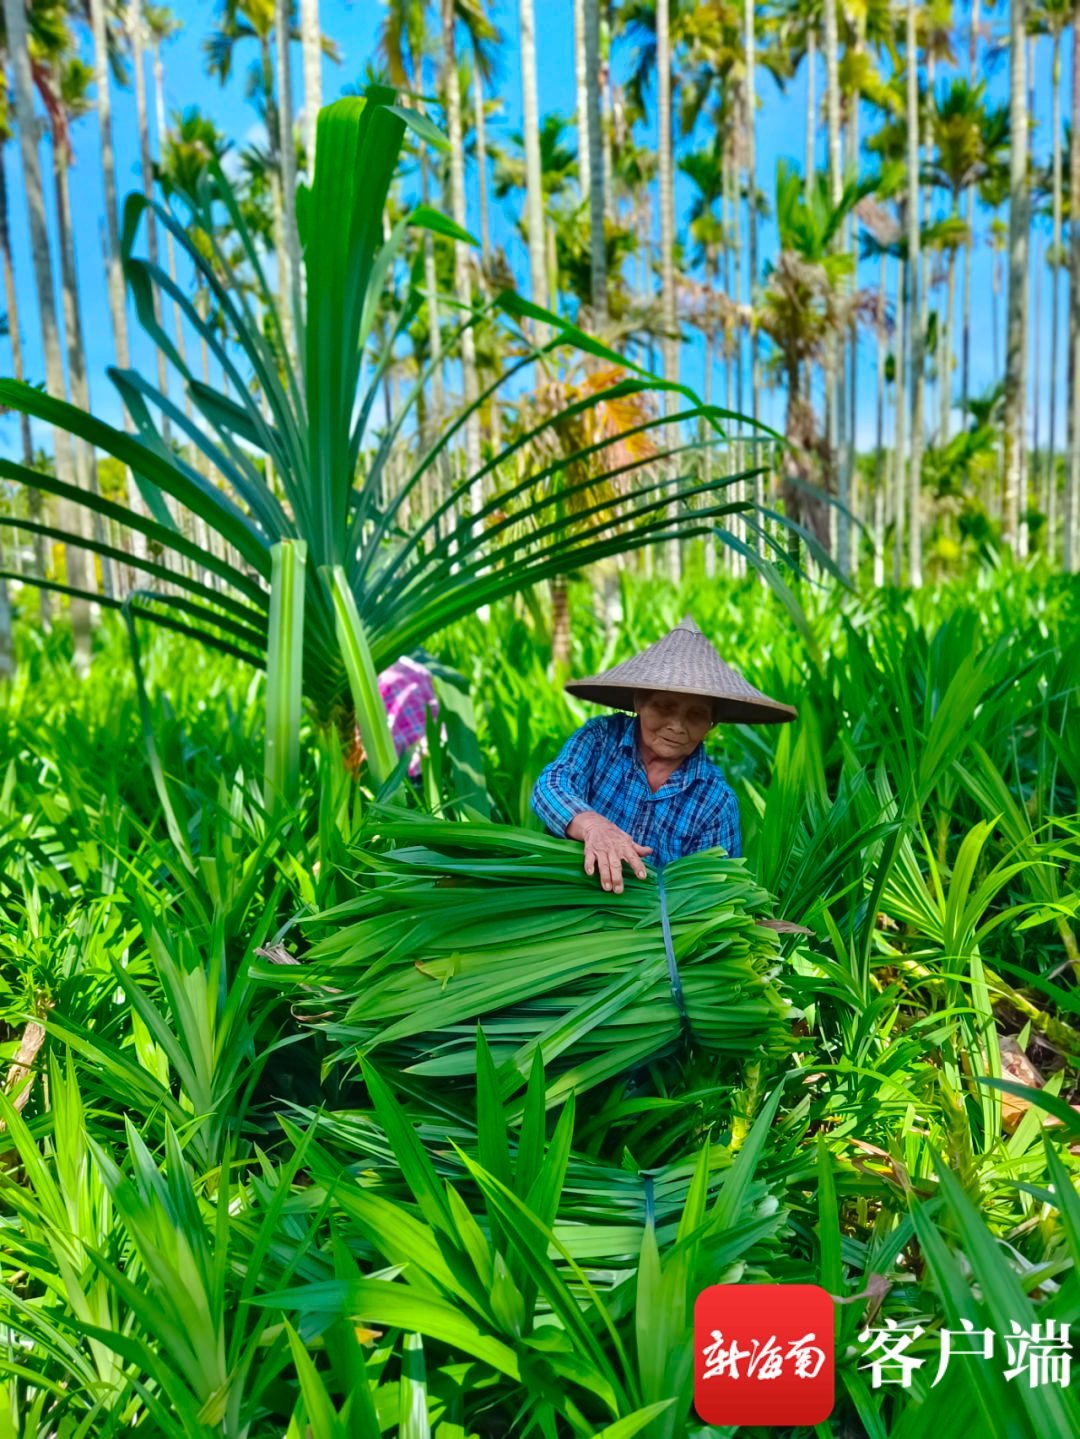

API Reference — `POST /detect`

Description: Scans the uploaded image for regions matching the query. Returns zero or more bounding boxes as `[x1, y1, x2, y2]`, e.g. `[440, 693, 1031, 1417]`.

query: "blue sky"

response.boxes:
[0, 0, 1062, 461]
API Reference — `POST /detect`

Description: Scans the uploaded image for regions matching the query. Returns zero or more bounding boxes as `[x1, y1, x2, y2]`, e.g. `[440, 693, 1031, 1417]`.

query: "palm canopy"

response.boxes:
[0, 87, 770, 725]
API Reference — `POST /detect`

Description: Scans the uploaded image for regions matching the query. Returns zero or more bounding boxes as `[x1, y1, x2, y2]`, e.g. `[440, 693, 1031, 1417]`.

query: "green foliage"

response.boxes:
[0, 564, 1079, 1435]
[0, 91, 760, 739]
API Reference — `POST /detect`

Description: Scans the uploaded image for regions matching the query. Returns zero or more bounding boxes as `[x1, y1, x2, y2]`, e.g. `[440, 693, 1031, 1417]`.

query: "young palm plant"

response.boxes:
[0, 87, 771, 754]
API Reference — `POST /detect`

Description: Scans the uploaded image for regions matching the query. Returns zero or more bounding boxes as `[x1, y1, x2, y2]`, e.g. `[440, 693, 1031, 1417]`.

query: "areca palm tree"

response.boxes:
[756, 161, 870, 557]
[1, 0, 91, 673]
[905, 0, 926, 587]
[46, 53, 113, 601]
[518, 0, 548, 339]
[681, 138, 728, 577]
[441, 0, 482, 493]
[0, 92, 761, 756]
[1003, 0, 1030, 557]
[300, 0, 320, 171]
[773, 0, 822, 201]
[584, 0, 608, 328]
[1030, 0, 1070, 561]
[205, 0, 294, 358]
[493, 110, 577, 314]
[927, 79, 1007, 447]
[0, 91, 45, 616]
[129, 0, 174, 443]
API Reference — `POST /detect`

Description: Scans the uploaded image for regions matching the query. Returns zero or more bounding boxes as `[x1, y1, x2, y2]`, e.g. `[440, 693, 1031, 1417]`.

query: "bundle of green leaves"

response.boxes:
[264, 813, 801, 1104]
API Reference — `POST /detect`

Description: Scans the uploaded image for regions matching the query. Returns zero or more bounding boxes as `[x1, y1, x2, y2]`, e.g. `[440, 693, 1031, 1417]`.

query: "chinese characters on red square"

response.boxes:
[694, 1284, 836, 1426]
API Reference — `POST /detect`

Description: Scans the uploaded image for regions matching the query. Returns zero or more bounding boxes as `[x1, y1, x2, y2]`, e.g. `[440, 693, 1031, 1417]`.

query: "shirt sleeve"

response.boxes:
[698, 781, 743, 859]
[530, 720, 603, 835]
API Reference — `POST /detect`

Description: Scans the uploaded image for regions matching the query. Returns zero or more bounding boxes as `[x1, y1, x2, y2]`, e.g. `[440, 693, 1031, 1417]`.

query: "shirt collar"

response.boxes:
[619, 713, 706, 789]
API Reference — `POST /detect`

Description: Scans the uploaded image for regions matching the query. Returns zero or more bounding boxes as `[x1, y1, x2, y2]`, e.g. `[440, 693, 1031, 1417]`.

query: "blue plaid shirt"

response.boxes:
[530, 713, 742, 865]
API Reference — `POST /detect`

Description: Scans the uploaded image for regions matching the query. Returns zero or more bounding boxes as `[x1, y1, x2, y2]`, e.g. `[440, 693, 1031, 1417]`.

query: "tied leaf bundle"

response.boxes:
[266, 814, 800, 1103]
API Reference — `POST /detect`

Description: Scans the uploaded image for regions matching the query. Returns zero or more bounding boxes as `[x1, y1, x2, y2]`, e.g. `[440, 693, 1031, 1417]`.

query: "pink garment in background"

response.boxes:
[353, 655, 440, 777]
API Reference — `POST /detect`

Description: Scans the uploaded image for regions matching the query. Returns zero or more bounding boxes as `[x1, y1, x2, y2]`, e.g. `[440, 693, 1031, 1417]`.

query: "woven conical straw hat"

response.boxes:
[564, 614, 797, 725]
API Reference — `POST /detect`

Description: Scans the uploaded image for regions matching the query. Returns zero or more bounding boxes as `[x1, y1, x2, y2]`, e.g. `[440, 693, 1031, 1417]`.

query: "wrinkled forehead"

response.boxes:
[634, 688, 715, 718]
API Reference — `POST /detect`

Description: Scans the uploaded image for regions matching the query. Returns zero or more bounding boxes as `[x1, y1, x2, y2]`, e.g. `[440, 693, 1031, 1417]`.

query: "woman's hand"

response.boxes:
[565, 811, 652, 894]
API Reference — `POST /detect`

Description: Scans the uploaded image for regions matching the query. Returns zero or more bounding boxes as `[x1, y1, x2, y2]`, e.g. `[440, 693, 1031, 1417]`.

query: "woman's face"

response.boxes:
[633, 689, 716, 760]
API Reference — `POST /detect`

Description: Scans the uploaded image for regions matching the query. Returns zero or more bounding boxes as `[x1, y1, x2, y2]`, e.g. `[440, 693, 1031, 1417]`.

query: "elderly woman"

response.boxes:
[531, 614, 796, 893]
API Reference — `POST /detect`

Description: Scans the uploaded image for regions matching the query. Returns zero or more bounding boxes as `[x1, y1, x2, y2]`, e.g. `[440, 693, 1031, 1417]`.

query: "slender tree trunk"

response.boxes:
[703, 291, 716, 579]
[54, 141, 113, 606]
[129, 0, 172, 444]
[894, 253, 908, 584]
[152, 48, 190, 404]
[0, 143, 47, 626]
[745, 0, 761, 554]
[824, 0, 843, 568]
[942, 240, 957, 447]
[874, 249, 887, 588]
[906, 0, 925, 588]
[1003, 0, 1029, 558]
[730, 130, 742, 420]
[91, 0, 129, 379]
[473, 65, 491, 268]
[153, 43, 202, 536]
[993, 236, 1001, 381]
[657, 0, 679, 582]
[441, 0, 482, 508]
[728, 125, 743, 573]
[657, 0, 677, 397]
[3, 0, 91, 670]
[847, 96, 859, 559]
[519, 0, 548, 343]
[601, 46, 615, 223]
[1020, 34, 1035, 555]
[805, 29, 815, 202]
[584, 0, 607, 328]
[962, 0, 980, 425]
[91, 0, 145, 575]
[921, 52, 933, 431]
[574, 0, 590, 200]
[1048, 31, 1062, 565]
[546, 216, 559, 320]
[420, 144, 451, 514]
[1068, 1, 1080, 571]
[723, 157, 734, 575]
[962, 186, 975, 427]
[257, 36, 293, 370]
[0, 529, 9, 677]
[300, 0, 321, 178]
[275, 0, 302, 357]
[551, 573, 570, 670]
[1034, 233, 1042, 539]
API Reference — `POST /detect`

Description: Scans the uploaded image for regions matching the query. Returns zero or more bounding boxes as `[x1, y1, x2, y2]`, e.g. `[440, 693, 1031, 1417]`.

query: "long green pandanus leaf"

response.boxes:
[0, 515, 263, 627]
[122, 600, 195, 876]
[589, 1404, 678, 1439]
[0, 384, 271, 576]
[265, 542, 308, 814]
[306, 94, 407, 568]
[112, 364, 295, 544]
[0, 454, 265, 603]
[496, 288, 783, 443]
[284, 1322, 340, 1436]
[398, 1333, 431, 1439]
[323, 565, 396, 787]
[368, 463, 748, 629]
[369, 378, 724, 580]
[364, 415, 757, 620]
[973, 1077, 1080, 1139]
[425, 660, 492, 820]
